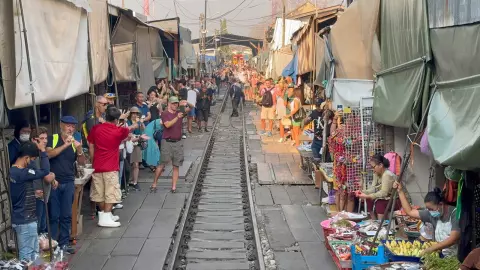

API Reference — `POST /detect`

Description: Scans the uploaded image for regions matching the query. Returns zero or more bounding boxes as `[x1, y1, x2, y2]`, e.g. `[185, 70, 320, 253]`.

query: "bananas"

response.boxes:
[385, 240, 437, 257]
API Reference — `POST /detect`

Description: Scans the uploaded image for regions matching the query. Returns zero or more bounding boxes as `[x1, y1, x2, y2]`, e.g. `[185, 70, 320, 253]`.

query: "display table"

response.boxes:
[71, 168, 94, 240]
[296, 148, 314, 174]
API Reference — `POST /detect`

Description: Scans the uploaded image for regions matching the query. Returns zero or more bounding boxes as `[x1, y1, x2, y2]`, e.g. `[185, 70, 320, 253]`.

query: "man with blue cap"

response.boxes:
[46, 116, 85, 254]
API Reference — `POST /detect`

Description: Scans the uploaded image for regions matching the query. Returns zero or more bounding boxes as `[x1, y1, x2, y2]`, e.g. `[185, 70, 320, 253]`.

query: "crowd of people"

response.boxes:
[6, 64, 334, 263]
[6, 74, 222, 262]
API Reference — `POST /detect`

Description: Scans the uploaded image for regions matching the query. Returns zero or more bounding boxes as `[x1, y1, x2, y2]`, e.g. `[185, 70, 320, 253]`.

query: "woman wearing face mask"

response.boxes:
[8, 121, 32, 165]
[393, 182, 460, 256]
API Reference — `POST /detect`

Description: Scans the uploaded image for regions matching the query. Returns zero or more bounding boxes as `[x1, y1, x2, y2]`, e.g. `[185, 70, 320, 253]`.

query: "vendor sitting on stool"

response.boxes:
[393, 181, 460, 257]
[356, 154, 400, 220]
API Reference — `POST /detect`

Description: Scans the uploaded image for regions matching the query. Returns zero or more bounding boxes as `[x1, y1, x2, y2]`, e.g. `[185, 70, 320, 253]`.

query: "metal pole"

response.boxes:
[106, 1, 120, 107]
[18, 0, 54, 261]
[87, 16, 96, 112]
[282, 0, 286, 47]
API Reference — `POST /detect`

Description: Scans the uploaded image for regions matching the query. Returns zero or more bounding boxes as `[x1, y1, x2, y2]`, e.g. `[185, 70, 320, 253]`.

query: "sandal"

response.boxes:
[170, 188, 176, 193]
[150, 185, 157, 193]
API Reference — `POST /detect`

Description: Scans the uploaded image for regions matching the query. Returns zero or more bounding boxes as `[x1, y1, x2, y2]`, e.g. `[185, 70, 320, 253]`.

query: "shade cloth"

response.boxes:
[88, 0, 109, 84]
[427, 23, 480, 170]
[331, 79, 374, 109]
[329, 0, 380, 79]
[153, 57, 168, 79]
[0, 0, 90, 109]
[373, 0, 432, 128]
[282, 52, 298, 84]
[136, 27, 155, 93]
[272, 48, 294, 79]
[270, 18, 304, 51]
[112, 43, 136, 82]
[294, 19, 315, 75]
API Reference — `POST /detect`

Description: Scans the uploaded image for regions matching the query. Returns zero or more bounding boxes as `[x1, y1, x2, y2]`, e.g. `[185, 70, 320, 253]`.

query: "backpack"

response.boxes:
[384, 152, 401, 176]
[261, 90, 273, 107]
[153, 120, 163, 142]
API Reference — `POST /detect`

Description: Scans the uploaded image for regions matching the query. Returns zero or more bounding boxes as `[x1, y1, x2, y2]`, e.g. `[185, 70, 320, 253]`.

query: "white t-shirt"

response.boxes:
[187, 89, 198, 107]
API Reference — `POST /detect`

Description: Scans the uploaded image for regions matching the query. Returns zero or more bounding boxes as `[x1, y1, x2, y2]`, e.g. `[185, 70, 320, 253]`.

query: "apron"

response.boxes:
[434, 208, 458, 257]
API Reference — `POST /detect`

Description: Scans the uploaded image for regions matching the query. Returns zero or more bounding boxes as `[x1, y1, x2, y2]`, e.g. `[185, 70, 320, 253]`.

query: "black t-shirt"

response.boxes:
[149, 103, 160, 120]
[47, 135, 77, 182]
[309, 110, 329, 141]
[178, 88, 188, 101]
[197, 91, 212, 110]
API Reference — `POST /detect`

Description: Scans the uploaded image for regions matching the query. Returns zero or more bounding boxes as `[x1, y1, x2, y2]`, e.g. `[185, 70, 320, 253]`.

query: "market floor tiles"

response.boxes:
[244, 103, 337, 270]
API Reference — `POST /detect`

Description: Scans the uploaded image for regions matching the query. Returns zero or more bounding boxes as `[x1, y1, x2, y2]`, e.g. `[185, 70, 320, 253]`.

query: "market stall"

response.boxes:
[320, 211, 461, 270]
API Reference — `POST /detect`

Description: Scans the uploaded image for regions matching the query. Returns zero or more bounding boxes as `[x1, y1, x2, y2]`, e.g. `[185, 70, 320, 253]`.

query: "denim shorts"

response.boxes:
[188, 107, 196, 117]
[13, 222, 39, 261]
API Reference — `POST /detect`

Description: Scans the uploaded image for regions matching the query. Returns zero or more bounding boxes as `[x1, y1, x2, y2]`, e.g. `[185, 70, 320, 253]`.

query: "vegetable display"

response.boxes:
[422, 253, 460, 270]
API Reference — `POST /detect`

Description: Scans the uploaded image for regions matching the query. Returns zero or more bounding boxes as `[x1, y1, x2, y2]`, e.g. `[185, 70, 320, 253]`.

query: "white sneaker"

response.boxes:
[109, 212, 120, 222]
[113, 203, 123, 209]
[182, 134, 187, 139]
[98, 212, 121, 228]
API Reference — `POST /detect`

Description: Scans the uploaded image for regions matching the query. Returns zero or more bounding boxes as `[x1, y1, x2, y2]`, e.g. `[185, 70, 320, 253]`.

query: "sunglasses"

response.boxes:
[99, 102, 108, 106]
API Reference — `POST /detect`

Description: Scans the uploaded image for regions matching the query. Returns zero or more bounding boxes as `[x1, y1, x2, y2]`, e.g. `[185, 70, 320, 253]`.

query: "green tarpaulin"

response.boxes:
[427, 23, 480, 170]
[373, 0, 432, 128]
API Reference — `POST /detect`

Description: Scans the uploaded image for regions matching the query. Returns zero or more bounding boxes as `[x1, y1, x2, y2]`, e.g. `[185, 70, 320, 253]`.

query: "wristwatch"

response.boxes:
[77, 152, 84, 156]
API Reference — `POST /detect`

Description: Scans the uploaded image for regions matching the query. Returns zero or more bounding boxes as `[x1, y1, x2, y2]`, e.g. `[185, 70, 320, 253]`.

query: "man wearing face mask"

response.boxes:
[10, 141, 55, 261]
[8, 121, 32, 165]
[47, 116, 85, 254]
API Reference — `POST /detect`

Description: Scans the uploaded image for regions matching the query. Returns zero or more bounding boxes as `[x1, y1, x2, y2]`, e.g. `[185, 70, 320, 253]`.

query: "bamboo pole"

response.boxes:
[18, 0, 54, 260]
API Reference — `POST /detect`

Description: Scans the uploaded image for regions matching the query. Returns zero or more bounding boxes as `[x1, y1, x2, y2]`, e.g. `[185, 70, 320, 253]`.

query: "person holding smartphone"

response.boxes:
[126, 107, 145, 191]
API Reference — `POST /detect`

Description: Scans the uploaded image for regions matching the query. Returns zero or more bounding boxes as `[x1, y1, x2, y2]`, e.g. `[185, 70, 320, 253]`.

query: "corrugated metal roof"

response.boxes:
[428, 0, 480, 28]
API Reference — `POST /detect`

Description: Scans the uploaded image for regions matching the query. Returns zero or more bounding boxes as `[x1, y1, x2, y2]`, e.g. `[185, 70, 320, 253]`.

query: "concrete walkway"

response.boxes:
[69, 99, 222, 270]
[244, 102, 337, 270]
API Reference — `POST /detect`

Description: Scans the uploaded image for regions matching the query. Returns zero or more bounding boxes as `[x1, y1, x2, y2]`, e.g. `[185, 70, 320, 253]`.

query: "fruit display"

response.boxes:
[385, 240, 437, 257]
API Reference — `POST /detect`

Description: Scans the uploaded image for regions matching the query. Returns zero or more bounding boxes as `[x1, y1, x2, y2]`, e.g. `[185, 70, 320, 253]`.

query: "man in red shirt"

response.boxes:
[88, 106, 130, 227]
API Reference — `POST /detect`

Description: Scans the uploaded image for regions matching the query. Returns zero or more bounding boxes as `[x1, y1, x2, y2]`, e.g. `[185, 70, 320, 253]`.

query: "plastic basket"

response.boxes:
[351, 244, 387, 270]
[329, 240, 353, 269]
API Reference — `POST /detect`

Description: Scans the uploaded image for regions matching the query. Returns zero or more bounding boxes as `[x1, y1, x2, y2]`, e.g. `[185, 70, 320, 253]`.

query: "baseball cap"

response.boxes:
[104, 93, 116, 99]
[60, 116, 78, 125]
[169, 96, 179, 103]
[129, 107, 140, 113]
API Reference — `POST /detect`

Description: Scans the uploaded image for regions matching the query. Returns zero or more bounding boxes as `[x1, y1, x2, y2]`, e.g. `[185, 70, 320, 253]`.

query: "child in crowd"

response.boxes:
[10, 141, 55, 261]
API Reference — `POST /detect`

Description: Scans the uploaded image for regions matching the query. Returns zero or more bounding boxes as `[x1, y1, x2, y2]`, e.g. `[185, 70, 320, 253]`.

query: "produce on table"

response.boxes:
[422, 253, 460, 270]
[354, 242, 379, 256]
[366, 236, 395, 243]
[333, 219, 354, 228]
[330, 242, 352, 261]
[385, 240, 437, 257]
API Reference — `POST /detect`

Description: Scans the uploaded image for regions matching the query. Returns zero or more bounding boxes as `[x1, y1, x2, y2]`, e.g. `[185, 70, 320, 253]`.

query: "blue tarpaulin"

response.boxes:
[282, 52, 298, 83]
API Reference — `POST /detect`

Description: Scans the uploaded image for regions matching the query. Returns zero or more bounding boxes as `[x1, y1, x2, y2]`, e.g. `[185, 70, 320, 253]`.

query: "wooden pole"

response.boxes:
[18, 0, 54, 260]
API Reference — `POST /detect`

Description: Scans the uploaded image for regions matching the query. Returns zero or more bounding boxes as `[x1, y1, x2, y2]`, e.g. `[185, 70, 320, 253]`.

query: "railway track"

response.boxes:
[164, 89, 264, 270]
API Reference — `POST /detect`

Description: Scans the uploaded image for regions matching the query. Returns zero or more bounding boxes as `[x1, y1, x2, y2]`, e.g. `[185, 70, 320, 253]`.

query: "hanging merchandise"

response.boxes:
[383, 152, 401, 176]
[342, 108, 363, 192]
[443, 166, 462, 206]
